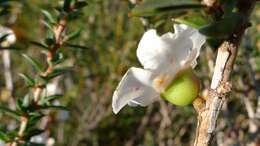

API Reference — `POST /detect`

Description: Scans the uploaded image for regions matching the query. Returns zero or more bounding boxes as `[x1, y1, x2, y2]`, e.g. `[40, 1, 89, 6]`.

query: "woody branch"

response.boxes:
[193, 0, 256, 146]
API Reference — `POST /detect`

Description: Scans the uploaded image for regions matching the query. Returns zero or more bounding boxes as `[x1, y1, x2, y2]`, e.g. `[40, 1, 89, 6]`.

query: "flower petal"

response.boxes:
[112, 67, 159, 114]
[137, 24, 198, 72]
[137, 24, 205, 92]
[188, 29, 206, 68]
[127, 101, 139, 107]
[128, 94, 159, 107]
[136, 29, 164, 70]
[137, 28, 193, 72]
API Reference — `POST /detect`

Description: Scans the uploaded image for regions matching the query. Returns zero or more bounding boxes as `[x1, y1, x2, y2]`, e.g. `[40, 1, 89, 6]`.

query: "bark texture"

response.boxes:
[193, 1, 256, 145]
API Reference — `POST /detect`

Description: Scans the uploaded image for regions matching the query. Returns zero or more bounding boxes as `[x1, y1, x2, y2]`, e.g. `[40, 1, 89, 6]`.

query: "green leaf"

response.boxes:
[43, 67, 71, 81]
[67, 10, 83, 20]
[220, 0, 237, 14]
[24, 128, 44, 140]
[42, 94, 63, 103]
[75, 1, 88, 9]
[206, 38, 223, 49]
[175, 14, 209, 28]
[64, 43, 89, 50]
[28, 113, 44, 125]
[36, 76, 48, 87]
[44, 38, 55, 46]
[30, 41, 49, 50]
[42, 20, 54, 32]
[51, 53, 65, 65]
[131, 0, 204, 17]
[16, 98, 24, 112]
[64, 29, 82, 41]
[0, 106, 20, 120]
[6, 130, 18, 140]
[63, 0, 72, 12]
[0, 131, 10, 142]
[41, 105, 68, 111]
[199, 13, 247, 38]
[41, 10, 56, 24]
[22, 54, 44, 73]
[39, 94, 63, 106]
[19, 73, 35, 87]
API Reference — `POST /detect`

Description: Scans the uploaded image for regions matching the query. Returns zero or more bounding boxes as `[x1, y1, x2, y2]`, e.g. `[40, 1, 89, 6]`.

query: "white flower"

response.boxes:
[112, 24, 205, 114]
[0, 26, 16, 48]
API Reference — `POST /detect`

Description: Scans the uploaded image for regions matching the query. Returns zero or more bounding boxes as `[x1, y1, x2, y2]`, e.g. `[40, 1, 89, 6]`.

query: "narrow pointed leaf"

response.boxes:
[41, 10, 56, 24]
[30, 41, 49, 50]
[41, 105, 68, 111]
[22, 54, 44, 73]
[41, 20, 54, 32]
[51, 53, 65, 65]
[16, 98, 23, 112]
[28, 112, 44, 125]
[43, 67, 71, 81]
[175, 14, 209, 28]
[0, 106, 20, 120]
[40, 94, 63, 105]
[65, 29, 81, 41]
[44, 94, 63, 102]
[19, 73, 35, 87]
[24, 128, 45, 140]
[131, 0, 204, 17]
[64, 43, 89, 50]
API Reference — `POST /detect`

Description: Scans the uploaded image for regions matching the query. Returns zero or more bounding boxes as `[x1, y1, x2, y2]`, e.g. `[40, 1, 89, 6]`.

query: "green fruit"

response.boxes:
[161, 69, 200, 106]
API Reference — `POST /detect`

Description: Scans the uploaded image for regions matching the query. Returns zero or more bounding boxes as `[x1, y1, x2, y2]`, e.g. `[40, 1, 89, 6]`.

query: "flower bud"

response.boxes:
[161, 69, 200, 106]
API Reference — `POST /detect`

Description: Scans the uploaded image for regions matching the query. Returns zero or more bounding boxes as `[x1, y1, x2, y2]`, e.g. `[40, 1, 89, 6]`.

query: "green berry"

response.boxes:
[161, 69, 200, 106]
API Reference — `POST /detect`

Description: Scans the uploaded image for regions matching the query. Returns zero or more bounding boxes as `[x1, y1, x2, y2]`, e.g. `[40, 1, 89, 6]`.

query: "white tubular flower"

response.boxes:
[112, 24, 205, 114]
[0, 26, 16, 48]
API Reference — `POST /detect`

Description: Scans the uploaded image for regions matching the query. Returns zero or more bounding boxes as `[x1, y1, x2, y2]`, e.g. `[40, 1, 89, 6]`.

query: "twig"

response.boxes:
[2, 50, 13, 92]
[2, 50, 16, 110]
[202, 0, 216, 7]
[193, 1, 256, 145]
[9, 17, 68, 146]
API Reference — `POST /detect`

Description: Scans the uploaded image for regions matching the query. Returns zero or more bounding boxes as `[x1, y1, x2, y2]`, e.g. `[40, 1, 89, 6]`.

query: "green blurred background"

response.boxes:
[0, 0, 259, 146]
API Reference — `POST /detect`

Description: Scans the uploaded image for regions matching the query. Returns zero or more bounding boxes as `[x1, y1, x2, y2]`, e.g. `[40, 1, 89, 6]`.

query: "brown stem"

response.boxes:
[202, 0, 217, 7]
[193, 0, 256, 145]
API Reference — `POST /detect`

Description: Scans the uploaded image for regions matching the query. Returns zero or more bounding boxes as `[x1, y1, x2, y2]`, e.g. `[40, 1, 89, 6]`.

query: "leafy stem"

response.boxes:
[4, 0, 87, 145]
[9, 14, 68, 146]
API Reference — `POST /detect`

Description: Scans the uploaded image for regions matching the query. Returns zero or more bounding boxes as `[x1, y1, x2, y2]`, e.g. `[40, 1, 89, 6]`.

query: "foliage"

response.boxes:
[0, 0, 259, 146]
